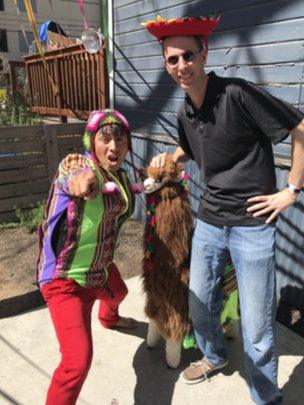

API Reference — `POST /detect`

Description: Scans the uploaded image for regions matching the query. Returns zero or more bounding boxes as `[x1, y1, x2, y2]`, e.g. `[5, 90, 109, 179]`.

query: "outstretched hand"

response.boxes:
[68, 170, 100, 200]
[247, 188, 298, 224]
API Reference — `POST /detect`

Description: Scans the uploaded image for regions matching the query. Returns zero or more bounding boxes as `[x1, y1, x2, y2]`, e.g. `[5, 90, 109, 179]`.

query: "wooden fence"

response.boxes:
[0, 122, 85, 223]
[24, 44, 109, 121]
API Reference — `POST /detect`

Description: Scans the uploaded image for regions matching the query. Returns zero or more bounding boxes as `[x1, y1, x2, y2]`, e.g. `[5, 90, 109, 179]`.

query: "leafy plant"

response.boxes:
[0, 91, 42, 127]
[14, 200, 46, 233]
[0, 69, 42, 126]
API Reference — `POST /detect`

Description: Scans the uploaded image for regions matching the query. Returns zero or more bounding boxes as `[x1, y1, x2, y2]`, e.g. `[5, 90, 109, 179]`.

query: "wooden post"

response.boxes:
[54, 57, 67, 123]
[44, 124, 59, 180]
[8, 61, 25, 100]
[25, 61, 33, 107]
[8, 61, 17, 99]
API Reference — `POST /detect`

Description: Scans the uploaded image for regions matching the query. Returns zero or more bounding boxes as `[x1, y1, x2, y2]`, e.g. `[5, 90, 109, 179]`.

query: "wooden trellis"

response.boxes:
[24, 44, 109, 121]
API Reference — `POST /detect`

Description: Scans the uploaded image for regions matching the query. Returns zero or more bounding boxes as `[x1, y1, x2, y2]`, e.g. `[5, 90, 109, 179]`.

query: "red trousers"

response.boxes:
[41, 263, 128, 405]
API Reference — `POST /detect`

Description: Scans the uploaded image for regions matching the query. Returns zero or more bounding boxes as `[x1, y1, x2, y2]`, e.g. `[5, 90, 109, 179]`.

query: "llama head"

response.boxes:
[144, 156, 185, 194]
[143, 154, 192, 274]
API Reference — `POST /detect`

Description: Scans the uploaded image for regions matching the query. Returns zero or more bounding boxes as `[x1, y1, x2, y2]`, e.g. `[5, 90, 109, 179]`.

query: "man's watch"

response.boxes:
[286, 183, 302, 194]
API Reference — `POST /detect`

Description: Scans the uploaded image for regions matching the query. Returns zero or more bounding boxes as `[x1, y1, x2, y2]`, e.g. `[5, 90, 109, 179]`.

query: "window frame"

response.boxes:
[17, 0, 37, 13]
[0, 29, 8, 53]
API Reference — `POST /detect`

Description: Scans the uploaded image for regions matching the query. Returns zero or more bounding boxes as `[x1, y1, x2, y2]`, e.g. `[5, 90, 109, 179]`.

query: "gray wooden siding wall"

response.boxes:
[114, 0, 304, 311]
[114, 0, 304, 157]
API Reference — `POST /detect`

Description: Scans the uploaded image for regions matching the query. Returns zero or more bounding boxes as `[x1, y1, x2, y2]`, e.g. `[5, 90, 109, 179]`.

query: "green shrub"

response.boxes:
[15, 200, 46, 233]
[0, 88, 42, 127]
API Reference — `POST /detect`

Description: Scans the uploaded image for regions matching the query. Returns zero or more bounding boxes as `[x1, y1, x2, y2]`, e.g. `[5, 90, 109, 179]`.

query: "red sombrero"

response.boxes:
[142, 15, 220, 42]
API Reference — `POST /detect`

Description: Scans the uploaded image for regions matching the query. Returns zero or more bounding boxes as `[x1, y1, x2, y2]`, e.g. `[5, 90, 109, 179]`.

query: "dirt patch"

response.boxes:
[2, 219, 303, 338]
[0, 219, 144, 302]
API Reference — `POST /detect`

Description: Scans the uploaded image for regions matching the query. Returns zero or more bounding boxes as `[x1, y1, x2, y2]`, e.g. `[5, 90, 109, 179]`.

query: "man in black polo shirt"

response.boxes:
[144, 16, 304, 405]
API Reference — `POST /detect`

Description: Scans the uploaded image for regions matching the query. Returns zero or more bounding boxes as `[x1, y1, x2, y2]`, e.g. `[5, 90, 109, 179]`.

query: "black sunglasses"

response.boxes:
[165, 49, 201, 67]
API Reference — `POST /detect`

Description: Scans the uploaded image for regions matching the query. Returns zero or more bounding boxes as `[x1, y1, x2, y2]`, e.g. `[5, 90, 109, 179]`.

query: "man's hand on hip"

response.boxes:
[246, 188, 298, 224]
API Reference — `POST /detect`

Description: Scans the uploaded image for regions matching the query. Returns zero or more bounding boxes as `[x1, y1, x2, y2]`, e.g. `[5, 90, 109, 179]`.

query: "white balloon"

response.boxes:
[81, 28, 103, 54]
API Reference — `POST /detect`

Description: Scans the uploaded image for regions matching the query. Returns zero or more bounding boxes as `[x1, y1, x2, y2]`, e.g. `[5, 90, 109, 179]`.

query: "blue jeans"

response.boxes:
[189, 219, 282, 405]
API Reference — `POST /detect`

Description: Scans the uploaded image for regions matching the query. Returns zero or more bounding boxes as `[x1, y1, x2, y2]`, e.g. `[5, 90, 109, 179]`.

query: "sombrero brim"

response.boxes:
[144, 16, 220, 41]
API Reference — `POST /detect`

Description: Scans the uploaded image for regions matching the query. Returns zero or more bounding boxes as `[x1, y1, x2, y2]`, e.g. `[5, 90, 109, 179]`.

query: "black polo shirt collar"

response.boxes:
[185, 71, 221, 118]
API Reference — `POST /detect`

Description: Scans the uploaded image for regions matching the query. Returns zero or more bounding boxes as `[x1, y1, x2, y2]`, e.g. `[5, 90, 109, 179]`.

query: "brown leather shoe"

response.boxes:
[181, 358, 228, 384]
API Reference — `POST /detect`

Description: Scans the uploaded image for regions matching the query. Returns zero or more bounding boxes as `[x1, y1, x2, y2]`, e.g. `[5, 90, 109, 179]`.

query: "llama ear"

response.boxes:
[176, 162, 184, 172]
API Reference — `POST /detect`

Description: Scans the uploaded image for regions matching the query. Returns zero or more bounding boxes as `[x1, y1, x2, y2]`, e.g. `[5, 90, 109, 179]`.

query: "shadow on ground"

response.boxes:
[125, 320, 304, 405]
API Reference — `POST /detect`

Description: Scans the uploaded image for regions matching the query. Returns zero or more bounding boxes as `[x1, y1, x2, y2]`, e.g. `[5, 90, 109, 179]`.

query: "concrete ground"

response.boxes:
[0, 276, 303, 405]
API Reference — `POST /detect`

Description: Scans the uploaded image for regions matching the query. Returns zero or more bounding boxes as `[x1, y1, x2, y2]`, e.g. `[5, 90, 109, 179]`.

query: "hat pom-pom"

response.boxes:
[130, 182, 144, 194]
[102, 182, 119, 194]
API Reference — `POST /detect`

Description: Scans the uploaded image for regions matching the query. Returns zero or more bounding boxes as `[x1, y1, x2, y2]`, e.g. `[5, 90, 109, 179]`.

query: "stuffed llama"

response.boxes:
[142, 156, 238, 368]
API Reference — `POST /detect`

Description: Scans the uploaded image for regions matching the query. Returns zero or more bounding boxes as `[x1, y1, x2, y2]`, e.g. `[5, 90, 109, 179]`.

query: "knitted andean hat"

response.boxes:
[83, 109, 131, 152]
[142, 15, 220, 50]
[83, 109, 140, 187]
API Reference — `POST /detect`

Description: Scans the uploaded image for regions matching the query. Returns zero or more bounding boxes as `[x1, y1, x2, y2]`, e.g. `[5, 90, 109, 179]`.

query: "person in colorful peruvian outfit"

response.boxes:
[37, 109, 140, 405]
[143, 15, 304, 405]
